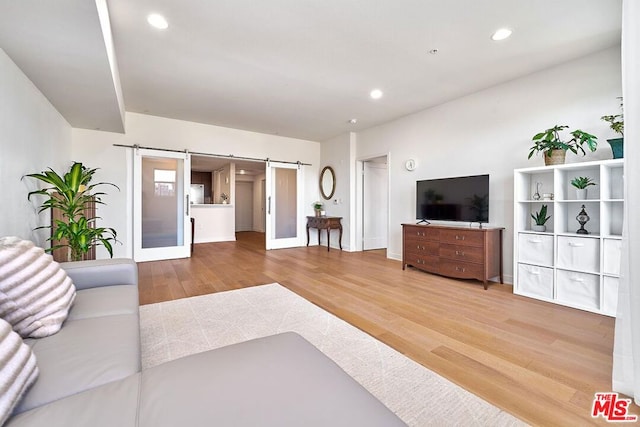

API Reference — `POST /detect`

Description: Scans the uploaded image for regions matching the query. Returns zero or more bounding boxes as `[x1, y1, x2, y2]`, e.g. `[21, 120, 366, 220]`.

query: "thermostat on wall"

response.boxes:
[405, 159, 417, 171]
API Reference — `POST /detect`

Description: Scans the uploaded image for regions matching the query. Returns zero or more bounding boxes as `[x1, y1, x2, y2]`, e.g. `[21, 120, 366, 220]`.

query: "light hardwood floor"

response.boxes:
[138, 232, 637, 426]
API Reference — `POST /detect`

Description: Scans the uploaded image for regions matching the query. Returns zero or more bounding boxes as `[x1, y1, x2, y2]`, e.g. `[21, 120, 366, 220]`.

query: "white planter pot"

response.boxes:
[576, 189, 587, 200]
[532, 225, 546, 232]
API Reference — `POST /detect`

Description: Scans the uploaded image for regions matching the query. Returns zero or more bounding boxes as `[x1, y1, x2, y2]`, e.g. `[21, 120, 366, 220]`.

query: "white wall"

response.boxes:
[319, 132, 355, 249]
[0, 49, 72, 246]
[355, 46, 622, 283]
[72, 112, 321, 258]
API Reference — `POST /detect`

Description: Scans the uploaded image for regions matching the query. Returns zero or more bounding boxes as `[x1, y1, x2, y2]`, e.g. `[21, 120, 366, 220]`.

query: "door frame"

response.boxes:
[355, 153, 391, 253]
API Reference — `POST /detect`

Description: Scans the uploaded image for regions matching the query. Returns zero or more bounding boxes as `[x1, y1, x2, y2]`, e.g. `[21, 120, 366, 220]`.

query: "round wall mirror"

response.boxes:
[320, 166, 336, 200]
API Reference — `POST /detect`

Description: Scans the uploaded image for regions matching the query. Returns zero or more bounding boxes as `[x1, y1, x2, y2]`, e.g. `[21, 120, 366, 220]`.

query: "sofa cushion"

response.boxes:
[66, 285, 139, 321]
[5, 373, 140, 427]
[0, 319, 38, 426]
[138, 332, 406, 427]
[14, 313, 140, 414]
[0, 237, 76, 338]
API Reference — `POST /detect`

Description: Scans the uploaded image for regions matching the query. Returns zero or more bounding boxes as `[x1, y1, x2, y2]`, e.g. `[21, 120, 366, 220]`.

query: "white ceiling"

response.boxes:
[0, 0, 622, 141]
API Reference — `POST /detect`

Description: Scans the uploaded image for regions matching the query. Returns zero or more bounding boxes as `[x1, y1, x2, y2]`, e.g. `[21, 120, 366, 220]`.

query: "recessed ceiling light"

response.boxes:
[348, 118, 358, 124]
[147, 14, 168, 30]
[428, 49, 439, 55]
[370, 89, 383, 100]
[491, 28, 512, 41]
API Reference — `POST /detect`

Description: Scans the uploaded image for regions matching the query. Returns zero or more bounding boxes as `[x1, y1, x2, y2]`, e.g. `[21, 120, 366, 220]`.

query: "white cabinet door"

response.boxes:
[603, 276, 619, 315]
[557, 270, 600, 310]
[557, 236, 600, 273]
[517, 264, 554, 299]
[518, 234, 554, 266]
[603, 239, 622, 276]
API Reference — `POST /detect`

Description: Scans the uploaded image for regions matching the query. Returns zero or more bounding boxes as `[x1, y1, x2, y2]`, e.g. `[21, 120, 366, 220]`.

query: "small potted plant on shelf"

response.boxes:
[528, 125, 598, 165]
[531, 205, 551, 232]
[570, 176, 596, 200]
[313, 201, 324, 217]
[601, 97, 624, 159]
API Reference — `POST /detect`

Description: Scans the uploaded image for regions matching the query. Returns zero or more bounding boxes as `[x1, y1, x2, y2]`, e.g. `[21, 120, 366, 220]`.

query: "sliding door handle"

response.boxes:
[186, 195, 190, 215]
[268, 196, 271, 215]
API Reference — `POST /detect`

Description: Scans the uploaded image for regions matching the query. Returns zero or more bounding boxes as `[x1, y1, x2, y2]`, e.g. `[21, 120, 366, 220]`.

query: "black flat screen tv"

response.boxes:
[416, 174, 489, 223]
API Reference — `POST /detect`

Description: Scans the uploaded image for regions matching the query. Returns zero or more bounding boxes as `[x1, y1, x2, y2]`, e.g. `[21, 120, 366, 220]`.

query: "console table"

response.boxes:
[306, 216, 343, 252]
[402, 224, 503, 289]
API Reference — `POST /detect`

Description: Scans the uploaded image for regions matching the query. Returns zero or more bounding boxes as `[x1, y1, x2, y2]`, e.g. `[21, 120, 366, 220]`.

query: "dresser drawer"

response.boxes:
[518, 233, 554, 266]
[557, 236, 599, 273]
[517, 264, 554, 299]
[439, 229, 483, 247]
[557, 270, 599, 310]
[405, 240, 439, 256]
[405, 254, 439, 272]
[438, 260, 483, 280]
[439, 244, 483, 264]
[403, 226, 439, 242]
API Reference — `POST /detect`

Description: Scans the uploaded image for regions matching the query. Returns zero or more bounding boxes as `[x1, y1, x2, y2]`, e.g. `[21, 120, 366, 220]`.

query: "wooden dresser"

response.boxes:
[402, 224, 503, 289]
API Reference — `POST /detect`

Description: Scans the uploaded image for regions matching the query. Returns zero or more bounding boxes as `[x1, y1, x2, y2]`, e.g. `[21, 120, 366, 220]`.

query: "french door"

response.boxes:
[133, 149, 191, 261]
[265, 161, 304, 250]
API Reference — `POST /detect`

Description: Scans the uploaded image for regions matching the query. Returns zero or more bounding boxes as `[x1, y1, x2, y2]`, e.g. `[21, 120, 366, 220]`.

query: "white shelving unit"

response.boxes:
[513, 159, 624, 316]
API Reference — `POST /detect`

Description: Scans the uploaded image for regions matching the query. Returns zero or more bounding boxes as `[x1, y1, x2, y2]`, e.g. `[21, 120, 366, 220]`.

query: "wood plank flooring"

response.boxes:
[138, 232, 637, 426]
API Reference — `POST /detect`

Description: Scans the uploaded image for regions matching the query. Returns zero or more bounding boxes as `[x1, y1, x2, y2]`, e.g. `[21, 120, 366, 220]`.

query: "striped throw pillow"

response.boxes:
[0, 236, 76, 338]
[0, 318, 38, 425]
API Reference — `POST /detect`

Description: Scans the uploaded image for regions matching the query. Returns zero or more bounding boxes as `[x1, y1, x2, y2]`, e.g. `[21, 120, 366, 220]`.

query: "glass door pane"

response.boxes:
[265, 162, 303, 249]
[134, 149, 191, 261]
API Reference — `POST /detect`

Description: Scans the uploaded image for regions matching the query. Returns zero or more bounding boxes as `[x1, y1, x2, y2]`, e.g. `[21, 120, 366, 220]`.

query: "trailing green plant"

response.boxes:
[26, 162, 119, 261]
[570, 176, 597, 190]
[601, 98, 624, 136]
[528, 125, 598, 159]
[531, 205, 551, 226]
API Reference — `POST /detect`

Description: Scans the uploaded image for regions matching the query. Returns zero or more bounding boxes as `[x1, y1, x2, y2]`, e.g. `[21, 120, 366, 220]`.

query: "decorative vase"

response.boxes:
[576, 189, 587, 200]
[315, 209, 321, 217]
[607, 138, 624, 159]
[544, 149, 566, 166]
[532, 224, 546, 232]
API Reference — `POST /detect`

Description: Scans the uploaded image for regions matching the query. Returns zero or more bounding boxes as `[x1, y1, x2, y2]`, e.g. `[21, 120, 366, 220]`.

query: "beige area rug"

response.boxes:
[139, 283, 526, 427]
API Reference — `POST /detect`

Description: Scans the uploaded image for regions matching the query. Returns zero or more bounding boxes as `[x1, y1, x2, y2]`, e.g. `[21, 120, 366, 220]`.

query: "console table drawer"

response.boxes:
[439, 244, 483, 264]
[439, 229, 484, 247]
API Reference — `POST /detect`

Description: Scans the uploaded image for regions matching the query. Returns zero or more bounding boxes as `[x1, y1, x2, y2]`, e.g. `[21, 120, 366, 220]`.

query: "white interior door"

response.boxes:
[133, 148, 191, 261]
[235, 181, 253, 232]
[265, 162, 303, 249]
[363, 160, 388, 250]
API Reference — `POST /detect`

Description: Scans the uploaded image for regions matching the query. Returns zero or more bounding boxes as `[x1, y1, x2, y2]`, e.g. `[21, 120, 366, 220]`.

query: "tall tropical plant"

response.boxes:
[26, 162, 119, 261]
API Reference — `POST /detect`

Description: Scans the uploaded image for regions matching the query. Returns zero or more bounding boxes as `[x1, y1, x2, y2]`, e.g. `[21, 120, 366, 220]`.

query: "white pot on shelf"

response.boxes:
[532, 225, 546, 232]
[576, 188, 587, 200]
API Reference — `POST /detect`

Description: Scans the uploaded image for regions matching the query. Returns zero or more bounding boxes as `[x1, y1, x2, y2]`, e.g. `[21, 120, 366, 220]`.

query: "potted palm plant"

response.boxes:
[570, 176, 596, 200]
[531, 205, 551, 232]
[528, 125, 598, 165]
[601, 98, 624, 159]
[26, 162, 119, 261]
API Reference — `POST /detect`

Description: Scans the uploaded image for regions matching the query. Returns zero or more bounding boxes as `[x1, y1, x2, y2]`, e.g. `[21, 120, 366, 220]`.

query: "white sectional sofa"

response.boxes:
[5, 259, 406, 427]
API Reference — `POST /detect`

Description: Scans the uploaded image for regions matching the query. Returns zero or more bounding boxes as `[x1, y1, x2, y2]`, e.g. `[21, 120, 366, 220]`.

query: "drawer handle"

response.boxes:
[455, 235, 465, 241]
[571, 277, 585, 283]
[417, 245, 425, 250]
[455, 267, 466, 272]
[528, 271, 541, 275]
[568, 242, 584, 247]
[528, 239, 543, 244]
[455, 250, 465, 256]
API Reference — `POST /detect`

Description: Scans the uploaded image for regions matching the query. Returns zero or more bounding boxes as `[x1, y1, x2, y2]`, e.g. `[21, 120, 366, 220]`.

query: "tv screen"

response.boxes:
[416, 174, 489, 223]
